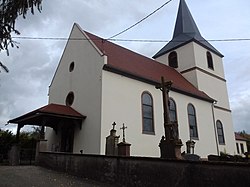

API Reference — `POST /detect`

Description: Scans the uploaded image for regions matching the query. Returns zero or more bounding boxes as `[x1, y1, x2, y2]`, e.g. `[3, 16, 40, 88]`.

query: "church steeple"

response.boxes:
[173, 0, 201, 38]
[153, 0, 223, 59]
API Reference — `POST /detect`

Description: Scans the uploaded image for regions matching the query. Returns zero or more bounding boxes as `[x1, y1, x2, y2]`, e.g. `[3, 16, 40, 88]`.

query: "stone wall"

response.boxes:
[37, 152, 250, 186]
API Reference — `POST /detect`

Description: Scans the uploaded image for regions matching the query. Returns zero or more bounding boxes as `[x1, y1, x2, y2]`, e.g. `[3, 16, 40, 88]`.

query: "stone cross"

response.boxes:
[120, 123, 127, 143]
[156, 76, 173, 141]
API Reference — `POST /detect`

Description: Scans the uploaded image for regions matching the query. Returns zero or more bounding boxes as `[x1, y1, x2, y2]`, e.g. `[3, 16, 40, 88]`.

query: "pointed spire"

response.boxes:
[173, 0, 201, 38]
[153, 0, 223, 59]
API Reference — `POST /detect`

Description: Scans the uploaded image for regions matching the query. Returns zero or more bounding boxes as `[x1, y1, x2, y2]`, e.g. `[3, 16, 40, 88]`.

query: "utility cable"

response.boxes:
[11, 36, 250, 43]
[107, 0, 173, 39]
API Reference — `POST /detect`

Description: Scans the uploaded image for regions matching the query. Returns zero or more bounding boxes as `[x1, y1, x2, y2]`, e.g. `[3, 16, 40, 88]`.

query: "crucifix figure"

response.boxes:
[156, 76, 183, 159]
[120, 123, 127, 143]
[156, 76, 173, 141]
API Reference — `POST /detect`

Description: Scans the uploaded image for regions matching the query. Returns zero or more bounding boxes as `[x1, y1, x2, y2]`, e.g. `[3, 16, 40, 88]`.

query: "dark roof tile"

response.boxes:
[153, 0, 223, 58]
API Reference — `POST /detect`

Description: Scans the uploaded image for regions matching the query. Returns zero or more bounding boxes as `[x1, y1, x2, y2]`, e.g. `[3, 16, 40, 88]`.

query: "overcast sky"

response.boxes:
[0, 0, 250, 133]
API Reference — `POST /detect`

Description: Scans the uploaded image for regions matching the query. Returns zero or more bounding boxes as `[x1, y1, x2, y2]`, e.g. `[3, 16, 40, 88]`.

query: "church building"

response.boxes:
[9, 0, 236, 158]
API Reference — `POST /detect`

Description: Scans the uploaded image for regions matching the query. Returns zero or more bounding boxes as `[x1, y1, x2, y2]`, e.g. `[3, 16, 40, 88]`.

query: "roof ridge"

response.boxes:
[80, 26, 213, 102]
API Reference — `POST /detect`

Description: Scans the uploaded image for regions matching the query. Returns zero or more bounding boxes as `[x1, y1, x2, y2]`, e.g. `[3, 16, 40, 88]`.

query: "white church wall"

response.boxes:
[155, 42, 196, 73]
[214, 108, 236, 155]
[173, 91, 218, 157]
[193, 43, 225, 78]
[45, 127, 61, 152]
[100, 71, 219, 158]
[100, 71, 164, 157]
[196, 71, 231, 109]
[180, 70, 198, 88]
[47, 24, 104, 154]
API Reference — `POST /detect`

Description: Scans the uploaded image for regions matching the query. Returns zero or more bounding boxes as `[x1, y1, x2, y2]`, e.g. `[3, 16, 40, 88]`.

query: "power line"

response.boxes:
[107, 0, 174, 39]
[11, 36, 250, 43]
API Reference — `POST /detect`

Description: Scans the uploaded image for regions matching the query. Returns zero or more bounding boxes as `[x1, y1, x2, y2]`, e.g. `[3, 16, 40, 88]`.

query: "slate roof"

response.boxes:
[81, 26, 214, 102]
[153, 0, 223, 58]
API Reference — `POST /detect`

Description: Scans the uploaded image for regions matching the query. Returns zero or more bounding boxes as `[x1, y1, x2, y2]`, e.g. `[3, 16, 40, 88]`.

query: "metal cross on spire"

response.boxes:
[120, 123, 127, 143]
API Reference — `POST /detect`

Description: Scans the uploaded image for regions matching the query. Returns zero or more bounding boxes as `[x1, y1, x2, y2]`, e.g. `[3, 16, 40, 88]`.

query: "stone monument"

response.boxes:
[156, 76, 183, 159]
[105, 122, 120, 156]
[117, 123, 131, 156]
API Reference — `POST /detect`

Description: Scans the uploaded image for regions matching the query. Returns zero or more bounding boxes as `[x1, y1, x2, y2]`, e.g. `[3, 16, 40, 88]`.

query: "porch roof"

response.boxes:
[8, 103, 86, 128]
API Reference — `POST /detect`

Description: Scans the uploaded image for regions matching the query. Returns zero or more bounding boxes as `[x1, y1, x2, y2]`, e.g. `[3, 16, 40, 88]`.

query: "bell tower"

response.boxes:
[153, 0, 235, 154]
[153, 0, 229, 110]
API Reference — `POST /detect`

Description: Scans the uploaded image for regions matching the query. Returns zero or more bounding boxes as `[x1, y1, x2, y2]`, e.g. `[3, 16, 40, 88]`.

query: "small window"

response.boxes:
[240, 143, 244, 154]
[69, 62, 75, 72]
[168, 51, 178, 68]
[142, 92, 154, 134]
[236, 143, 240, 154]
[187, 104, 198, 139]
[66, 92, 74, 106]
[216, 120, 225, 144]
[169, 98, 177, 123]
[207, 51, 214, 70]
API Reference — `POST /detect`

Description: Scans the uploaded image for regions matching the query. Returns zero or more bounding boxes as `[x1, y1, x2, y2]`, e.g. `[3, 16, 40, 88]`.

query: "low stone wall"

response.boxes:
[37, 152, 250, 186]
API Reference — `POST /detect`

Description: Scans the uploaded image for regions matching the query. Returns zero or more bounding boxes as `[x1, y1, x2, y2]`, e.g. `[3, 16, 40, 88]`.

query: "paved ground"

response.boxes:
[0, 165, 108, 187]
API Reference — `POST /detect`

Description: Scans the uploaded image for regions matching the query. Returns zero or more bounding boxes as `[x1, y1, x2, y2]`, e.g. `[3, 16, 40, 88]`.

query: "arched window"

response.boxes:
[168, 51, 178, 68]
[169, 98, 177, 123]
[216, 120, 225, 144]
[207, 51, 214, 70]
[142, 92, 154, 134]
[187, 104, 198, 138]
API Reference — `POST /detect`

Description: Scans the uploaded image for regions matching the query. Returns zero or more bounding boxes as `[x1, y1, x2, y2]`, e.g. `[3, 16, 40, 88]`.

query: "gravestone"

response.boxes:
[105, 122, 120, 156]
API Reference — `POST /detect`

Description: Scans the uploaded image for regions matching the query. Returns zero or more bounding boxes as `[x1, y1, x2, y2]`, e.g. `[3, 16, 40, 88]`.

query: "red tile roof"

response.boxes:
[235, 133, 248, 141]
[83, 28, 213, 102]
[8, 103, 86, 125]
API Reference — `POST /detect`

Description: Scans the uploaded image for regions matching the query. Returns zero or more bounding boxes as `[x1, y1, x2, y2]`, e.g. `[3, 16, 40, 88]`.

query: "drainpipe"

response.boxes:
[211, 101, 220, 155]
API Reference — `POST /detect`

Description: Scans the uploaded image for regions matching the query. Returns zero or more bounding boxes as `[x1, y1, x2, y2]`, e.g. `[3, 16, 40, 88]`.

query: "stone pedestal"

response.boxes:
[186, 140, 196, 154]
[105, 129, 120, 156]
[35, 139, 48, 163]
[9, 144, 20, 166]
[159, 139, 183, 159]
[118, 142, 131, 156]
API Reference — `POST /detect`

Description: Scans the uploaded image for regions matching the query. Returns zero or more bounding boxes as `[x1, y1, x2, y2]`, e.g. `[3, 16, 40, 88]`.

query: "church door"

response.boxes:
[60, 125, 74, 153]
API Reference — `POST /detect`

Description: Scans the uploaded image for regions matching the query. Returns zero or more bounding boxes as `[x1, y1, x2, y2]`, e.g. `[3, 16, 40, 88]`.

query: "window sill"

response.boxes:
[219, 143, 226, 145]
[142, 131, 155, 135]
[190, 137, 199, 140]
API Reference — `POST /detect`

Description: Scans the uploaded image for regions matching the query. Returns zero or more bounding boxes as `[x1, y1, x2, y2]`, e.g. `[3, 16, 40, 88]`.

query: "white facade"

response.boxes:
[46, 24, 105, 154]
[100, 71, 217, 157]
[45, 0, 236, 158]
[235, 139, 248, 156]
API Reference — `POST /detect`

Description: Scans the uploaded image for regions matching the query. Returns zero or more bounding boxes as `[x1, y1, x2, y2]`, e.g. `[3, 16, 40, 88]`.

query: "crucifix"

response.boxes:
[156, 76, 182, 159]
[156, 76, 173, 141]
[120, 123, 127, 143]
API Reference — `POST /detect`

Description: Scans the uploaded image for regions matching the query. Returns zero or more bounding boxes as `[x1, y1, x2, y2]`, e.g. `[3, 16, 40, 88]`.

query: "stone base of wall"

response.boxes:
[37, 152, 250, 187]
